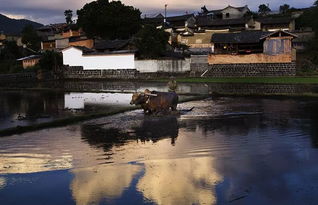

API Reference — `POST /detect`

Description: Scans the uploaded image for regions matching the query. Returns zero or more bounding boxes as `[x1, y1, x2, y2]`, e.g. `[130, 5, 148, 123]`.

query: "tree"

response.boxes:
[0, 41, 23, 73]
[77, 0, 141, 39]
[279, 4, 290, 14]
[258, 4, 271, 16]
[21, 25, 41, 51]
[64, 9, 73, 24]
[134, 25, 169, 59]
[39, 50, 63, 71]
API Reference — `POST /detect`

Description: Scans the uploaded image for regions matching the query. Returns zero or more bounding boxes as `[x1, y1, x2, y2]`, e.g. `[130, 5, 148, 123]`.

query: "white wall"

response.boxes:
[135, 59, 190, 73]
[62, 47, 135, 70]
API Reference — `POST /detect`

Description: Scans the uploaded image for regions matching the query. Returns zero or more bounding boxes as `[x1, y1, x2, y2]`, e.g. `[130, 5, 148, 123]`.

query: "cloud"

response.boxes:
[0, 0, 316, 24]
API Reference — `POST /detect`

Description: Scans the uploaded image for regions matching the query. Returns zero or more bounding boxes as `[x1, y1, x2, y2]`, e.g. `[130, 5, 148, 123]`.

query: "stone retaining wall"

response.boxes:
[191, 62, 296, 77]
[0, 72, 36, 85]
[63, 66, 137, 79]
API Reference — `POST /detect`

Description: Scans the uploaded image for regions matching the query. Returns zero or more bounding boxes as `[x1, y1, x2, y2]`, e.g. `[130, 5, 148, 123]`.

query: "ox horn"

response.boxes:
[144, 93, 158, 97]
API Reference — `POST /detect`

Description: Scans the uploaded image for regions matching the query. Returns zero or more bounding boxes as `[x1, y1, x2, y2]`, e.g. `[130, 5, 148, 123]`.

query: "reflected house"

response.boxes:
[64, 92, 132, 109]
[137, 157, 222, 205]
[71, 164, 141, 205]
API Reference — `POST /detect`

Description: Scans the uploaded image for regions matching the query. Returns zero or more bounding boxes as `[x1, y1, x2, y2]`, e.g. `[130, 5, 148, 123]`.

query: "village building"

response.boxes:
[17, 55, 41, 69]
[292, 29, 315, 51]
[68, 36, 94, 49]
[36, 23, 68, 40]
[3, 34, 23, 46]
[143, 13, 165, 27]
[62, 28, 81, 38]
[62, 46, 135, 70]
[41, 39, 56, 51]
[0, 33, 6, 47]
[174, 17, 254, 53]
[254, 17, 295, 32]
[199, 5, 250, 20]
[209, 30, 297, 64]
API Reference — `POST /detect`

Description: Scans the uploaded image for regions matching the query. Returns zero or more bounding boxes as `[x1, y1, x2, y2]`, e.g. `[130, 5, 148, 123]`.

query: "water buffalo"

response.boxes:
[130, 89, 178, 114]
[130, 92, 151, 114]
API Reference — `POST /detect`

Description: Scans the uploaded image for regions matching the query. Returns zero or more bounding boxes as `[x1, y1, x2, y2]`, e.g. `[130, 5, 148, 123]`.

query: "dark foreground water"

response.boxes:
[0, 97, 318, 205]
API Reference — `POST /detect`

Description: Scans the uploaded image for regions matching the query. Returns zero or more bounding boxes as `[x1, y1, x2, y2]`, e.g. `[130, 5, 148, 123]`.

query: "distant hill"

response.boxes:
[0, 13, 43, 35]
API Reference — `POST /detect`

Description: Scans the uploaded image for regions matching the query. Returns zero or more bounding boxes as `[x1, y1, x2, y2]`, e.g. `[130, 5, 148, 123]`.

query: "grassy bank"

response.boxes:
[0, 95, 209, 137]
[159, 77, 318, 84]
[210, 92, 318, 99]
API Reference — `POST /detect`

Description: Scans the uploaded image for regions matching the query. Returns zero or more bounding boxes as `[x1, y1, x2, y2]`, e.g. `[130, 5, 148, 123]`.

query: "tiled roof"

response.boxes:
[255, 17, 294, 25]
[211, 30, 297, 44]
[197, 17, 250, 27]
[211, 31, 271, 44]
[94, 39, 131, 51]
[17, 55, 41, 61]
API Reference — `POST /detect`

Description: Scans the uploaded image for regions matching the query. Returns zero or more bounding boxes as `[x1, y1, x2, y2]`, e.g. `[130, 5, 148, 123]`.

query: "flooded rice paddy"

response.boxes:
[0, 97, 318, 205]
[0, 90, 193, 130]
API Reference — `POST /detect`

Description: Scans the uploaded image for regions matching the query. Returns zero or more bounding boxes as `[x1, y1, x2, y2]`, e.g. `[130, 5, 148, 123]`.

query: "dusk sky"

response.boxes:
[0, 0, 315, 24]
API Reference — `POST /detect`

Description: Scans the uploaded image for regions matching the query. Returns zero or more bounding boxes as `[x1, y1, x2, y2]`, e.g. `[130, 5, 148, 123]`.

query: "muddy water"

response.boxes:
[0, 97, 318, 205]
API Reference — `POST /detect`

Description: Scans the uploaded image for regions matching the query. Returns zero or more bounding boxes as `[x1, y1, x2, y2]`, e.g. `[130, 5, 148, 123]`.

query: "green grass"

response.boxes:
[158, 77, 318, 84]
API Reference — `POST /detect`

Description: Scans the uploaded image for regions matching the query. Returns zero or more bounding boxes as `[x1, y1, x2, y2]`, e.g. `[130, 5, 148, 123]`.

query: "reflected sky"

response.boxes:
[0, 97, 318, 204]
[138, 157, 222, 205]
[71, 164, 142, 205]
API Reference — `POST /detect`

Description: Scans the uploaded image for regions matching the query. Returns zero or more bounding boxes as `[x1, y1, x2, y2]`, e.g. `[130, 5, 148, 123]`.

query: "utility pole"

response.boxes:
[164, 4, 167, 25]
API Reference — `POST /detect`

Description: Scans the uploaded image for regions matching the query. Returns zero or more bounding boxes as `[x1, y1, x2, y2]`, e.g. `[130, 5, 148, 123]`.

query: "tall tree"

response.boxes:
[279, 4, 290, 14]
[64, 10, 73, 24]
[258, 4, 271, 16]
[21, 25, 41, 51]
[77, 0, 141, 39]
[134, 25, 169, 59]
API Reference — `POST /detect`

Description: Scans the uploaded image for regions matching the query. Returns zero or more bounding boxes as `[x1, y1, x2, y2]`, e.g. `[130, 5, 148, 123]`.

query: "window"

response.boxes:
[226, 13, 230, 18]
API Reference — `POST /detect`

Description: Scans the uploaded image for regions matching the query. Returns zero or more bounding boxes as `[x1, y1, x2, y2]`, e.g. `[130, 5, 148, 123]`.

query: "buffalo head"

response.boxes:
[130, 92, 148, 105]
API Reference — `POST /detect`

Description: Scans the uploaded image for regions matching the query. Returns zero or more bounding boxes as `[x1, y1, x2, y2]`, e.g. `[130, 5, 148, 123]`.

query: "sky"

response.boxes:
[0, 0, 316, 25]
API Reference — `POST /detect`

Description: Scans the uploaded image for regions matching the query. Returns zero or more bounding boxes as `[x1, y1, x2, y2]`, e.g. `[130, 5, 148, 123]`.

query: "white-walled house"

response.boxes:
[62, 46, 135, 70]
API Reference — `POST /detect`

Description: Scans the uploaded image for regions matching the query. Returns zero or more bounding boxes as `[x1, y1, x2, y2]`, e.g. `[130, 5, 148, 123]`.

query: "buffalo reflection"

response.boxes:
[133, 116, 178, 145]
[80, 116, 179, 152]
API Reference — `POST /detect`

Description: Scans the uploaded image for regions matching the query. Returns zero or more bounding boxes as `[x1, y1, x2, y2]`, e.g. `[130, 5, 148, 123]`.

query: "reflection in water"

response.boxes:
[0, 91, 65, 129]
[81, 115, 179, 152]
[137, 157, 222, 205]
[133, 116, 178, 145]
[0, 153, 72, 174]
[64, 92, 132, 109]
[71, 164, 141, 205]
[0, 177, 6, 189]
[1, 98, 318, 204]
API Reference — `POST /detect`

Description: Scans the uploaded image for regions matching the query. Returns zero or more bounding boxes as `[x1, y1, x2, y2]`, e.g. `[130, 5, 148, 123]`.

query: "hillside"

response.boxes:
[0, 13, 43, 35]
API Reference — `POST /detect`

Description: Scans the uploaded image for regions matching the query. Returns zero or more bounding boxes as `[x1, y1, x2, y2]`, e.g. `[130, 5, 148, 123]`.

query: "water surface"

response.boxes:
[0, 97, 318, 205]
